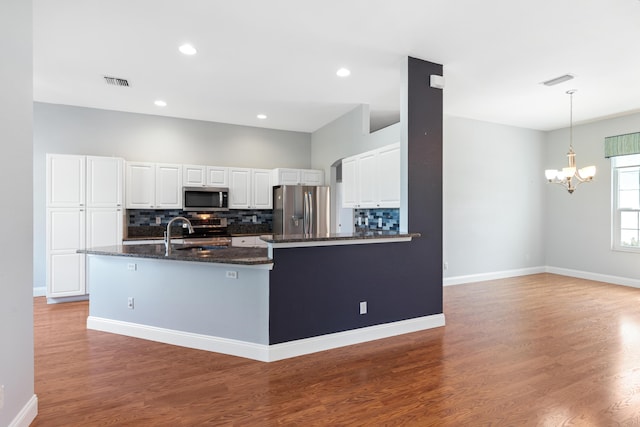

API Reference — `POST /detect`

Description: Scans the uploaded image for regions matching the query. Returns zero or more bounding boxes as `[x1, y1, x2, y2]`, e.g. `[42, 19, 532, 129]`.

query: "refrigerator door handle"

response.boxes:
[308, 191, 314, 234]
[302, 191, 310, 234]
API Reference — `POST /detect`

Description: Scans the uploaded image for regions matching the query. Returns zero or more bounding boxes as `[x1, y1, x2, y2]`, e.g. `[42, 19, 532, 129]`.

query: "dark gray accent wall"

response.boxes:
[268, 57, 443, 344]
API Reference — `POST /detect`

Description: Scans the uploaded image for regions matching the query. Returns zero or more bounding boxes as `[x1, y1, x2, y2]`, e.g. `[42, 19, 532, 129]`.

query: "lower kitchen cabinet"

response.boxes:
[47, 207, 124, 299]
[46, 208, 86, 297]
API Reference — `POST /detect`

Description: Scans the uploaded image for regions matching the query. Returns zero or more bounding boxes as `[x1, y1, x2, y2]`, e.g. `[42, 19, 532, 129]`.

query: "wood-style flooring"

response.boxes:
[32, 273, 640, 426]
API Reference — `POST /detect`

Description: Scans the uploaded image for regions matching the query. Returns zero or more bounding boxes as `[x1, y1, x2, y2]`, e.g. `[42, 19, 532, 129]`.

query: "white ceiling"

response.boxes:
[33, 0, 640, 134]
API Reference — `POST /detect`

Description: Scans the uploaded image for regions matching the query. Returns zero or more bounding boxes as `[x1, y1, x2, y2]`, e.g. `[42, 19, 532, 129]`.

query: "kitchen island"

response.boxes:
[83, 231, 445, 362]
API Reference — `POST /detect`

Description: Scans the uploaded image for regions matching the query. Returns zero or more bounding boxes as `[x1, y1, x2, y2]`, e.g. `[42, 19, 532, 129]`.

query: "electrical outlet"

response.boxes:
[378, 218, 383, 227]
[127, 263, 137, 271]
[359, 301, 367, 315]
[127, 297, 134, 309]
[443, 262, 449, 270]
[226, 271, 238, 279]
[155, 216, 162, 225]
[0, 384, 5, 410]
[252, 215, 257, 223]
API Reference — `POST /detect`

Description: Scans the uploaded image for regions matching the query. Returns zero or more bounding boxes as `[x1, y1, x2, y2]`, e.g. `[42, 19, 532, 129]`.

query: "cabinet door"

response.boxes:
[252, 169, 273, 209]
[86, 208, 123, 248]
[86, 156, 123, 208]
[155, 163, 182, 208]
[229, 168, 251, 209]
[301, 169, 324, 186]
[46, 208, 86, 297]
[377, 143, 401, 208]
[273, 168, 301, 186]
[207, 166, 229, 187]
[341, 157, 358, 208]
[357, 151, 378, 208]
[126, 162, 155, 208]
[183, 165, 206, 186]
[47, 154, 85, 207]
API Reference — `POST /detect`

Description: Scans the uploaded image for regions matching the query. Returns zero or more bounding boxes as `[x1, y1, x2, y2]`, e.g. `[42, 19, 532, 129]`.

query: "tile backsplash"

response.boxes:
[353, 208, 399, 231]
[128, 209, 273, 227]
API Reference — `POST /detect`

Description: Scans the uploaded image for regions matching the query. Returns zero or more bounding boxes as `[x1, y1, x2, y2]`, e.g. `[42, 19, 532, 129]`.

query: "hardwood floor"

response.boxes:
[32, 273, 640, 426]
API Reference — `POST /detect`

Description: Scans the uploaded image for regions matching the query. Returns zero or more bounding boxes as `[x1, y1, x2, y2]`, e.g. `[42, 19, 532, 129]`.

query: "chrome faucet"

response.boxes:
[164, 216, 194, 255]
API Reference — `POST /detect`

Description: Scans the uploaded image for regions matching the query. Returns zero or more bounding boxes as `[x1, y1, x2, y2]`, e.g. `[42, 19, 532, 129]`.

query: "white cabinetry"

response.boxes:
[126, 162, 182, 209]
[342, 143, 400, 209]
[183, 164, 206, 186]
[207, 166, 229, 187]
[46, 154, 124, 299]
[183, 165, 229, 187]
[229, 168, 272, 209]
[272, 168, 324, 186]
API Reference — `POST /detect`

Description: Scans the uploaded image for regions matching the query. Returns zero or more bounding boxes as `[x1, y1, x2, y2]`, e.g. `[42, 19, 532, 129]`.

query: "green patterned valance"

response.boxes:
[604, 132, 640, 158]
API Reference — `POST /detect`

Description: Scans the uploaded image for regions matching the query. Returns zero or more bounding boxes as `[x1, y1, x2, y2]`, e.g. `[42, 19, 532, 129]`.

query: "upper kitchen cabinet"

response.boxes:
[207, 166, 229, 187]
[272, 168, 324, 186]
[183, 164, 206, 186]
[126, 162, 182, 209]
[229, 167, 272, 209]
[86, 156, 123, 207]
[342, 142, 400, 209]
[47, 154, 86, 207]
[184, 165, 229, 187]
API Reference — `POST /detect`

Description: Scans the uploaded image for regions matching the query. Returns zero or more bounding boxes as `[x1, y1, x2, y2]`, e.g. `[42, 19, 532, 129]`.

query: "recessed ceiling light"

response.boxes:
[154, 100, 167, 107]
[336, 68, 351, 77]
[179, 44, 197, 55]
[257, 114, 267, 120]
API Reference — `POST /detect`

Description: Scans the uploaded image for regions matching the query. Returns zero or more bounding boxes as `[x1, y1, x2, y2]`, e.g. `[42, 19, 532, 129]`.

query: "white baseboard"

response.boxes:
[443, 266, 546, 286]
[267, 314, 445, 361]
[33, 287, 46, 297]
[545, 266, 640, 289]
[9, 394, 38, 427]
[87, 314, 445, 362]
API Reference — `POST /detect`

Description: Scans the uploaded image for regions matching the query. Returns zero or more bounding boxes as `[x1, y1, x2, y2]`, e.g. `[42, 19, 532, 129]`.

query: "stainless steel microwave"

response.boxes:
[183, 187, 229, 211]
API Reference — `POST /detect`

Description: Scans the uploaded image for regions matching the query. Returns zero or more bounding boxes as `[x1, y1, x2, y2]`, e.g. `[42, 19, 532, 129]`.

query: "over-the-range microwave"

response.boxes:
[183, 187, 229, 211]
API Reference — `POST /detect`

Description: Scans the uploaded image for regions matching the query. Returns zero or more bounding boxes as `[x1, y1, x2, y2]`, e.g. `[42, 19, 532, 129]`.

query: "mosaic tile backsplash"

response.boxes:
[353, 208, 399, 231]
[128, 209, 273, 228]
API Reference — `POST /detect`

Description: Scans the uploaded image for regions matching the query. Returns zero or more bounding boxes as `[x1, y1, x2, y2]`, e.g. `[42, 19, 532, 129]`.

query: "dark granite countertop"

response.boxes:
[80, 244, 271, 265]
[261, 230, 420, 244]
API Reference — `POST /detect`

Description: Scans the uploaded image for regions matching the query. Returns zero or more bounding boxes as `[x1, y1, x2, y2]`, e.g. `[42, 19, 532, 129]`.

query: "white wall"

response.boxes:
[544, 111, 640, 283]
[0, 0, 37, 425]
[33, 102, 312, 290]
[443, 117, 547, 280]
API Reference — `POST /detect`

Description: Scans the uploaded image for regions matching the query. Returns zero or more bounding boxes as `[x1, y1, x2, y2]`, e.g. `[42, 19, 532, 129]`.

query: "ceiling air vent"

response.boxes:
[103, 76, 130, 87]
[541, 74, 575, 87]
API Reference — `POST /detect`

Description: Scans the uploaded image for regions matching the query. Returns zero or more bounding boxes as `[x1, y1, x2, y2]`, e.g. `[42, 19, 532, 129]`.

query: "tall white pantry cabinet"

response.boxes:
[46, 154, 124, 300]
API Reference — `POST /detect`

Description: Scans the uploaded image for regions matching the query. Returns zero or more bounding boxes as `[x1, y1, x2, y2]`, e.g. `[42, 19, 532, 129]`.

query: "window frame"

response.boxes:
[612, 154, 640, 253]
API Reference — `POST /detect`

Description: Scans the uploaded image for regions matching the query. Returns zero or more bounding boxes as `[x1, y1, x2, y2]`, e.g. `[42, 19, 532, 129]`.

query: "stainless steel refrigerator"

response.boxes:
[273, 185, 330, 236]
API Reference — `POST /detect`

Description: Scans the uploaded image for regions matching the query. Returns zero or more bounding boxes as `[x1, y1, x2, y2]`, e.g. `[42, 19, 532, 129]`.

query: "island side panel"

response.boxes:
[268, 240, 438, 344]
[88, 255, 269, 345]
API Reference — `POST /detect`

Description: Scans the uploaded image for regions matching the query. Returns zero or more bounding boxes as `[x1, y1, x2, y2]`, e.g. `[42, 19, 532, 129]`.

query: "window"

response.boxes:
[612, 154, 640, 252]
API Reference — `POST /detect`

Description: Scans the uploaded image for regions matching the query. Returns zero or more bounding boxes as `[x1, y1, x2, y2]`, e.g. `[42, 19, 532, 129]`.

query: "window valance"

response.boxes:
[604, 132, 640, 158]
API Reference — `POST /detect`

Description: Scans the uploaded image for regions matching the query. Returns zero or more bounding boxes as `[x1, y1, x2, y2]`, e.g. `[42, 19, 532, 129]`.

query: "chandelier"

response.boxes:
[544, 90, 596, 194]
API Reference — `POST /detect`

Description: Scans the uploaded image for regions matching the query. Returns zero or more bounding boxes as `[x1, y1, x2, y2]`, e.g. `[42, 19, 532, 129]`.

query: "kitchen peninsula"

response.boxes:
[83, 230, 444, 362]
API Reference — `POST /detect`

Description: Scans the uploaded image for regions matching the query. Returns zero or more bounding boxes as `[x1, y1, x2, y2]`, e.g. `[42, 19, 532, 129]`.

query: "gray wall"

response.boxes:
[0, 0, 36, 424]
[443, 116, 547, 278]
[544, 111, 640, 281]
[33, 102, 312, 290]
